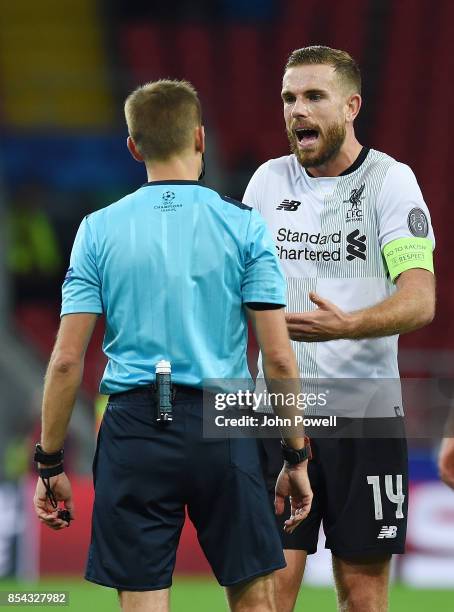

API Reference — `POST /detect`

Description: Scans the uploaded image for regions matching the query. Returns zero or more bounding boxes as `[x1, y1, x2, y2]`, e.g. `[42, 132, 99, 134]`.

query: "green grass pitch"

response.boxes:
[0, 577, 453, 610]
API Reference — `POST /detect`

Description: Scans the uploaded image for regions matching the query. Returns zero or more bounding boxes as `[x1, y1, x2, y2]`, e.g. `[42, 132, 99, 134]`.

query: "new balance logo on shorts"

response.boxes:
[377, 525, 398, 539]
[276, 199, 301, 211]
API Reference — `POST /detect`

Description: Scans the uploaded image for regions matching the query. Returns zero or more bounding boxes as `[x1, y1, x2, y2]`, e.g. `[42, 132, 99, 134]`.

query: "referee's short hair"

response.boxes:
[124, 79, 202, 162]
[285, 46, 361, 95]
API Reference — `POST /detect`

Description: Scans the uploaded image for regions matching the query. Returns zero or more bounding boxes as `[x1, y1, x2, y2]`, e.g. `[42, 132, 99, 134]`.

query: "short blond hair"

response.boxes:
[124, 79, 202, 162]
[285, 46, 361, 94]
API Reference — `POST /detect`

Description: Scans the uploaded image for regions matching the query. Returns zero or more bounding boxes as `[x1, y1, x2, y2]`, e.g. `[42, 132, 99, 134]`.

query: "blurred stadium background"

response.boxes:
[0, 0, 453, 609]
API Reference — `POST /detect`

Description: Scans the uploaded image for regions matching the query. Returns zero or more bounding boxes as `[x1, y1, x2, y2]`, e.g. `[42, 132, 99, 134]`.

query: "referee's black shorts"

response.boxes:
[260, 418, 408, 558]
[85, 386, 286, 591]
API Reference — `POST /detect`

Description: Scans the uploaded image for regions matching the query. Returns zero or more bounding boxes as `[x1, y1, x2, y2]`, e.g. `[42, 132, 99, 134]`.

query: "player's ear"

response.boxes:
[195, 125, 205, 154]
[345, 93, 362, 123]
[127, 136, 144, 162]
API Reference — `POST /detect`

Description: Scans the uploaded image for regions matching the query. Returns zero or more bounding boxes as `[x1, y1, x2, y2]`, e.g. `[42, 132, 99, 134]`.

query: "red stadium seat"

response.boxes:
[172, 25, 216, 110]
[15, 303, 106, 398]
[120, 23, 173, 84]
[370, 0, 453, 350]
[370, 0, 428, 161]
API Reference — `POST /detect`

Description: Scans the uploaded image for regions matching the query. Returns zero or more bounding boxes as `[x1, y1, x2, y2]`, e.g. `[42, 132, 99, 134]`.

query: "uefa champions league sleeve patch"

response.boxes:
[63, 267, 74, 282]
[407, 208, 429, 237]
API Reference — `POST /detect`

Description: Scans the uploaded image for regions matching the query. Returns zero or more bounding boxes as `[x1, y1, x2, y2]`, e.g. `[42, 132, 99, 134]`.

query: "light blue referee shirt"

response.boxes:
[61, 180, 286, 394]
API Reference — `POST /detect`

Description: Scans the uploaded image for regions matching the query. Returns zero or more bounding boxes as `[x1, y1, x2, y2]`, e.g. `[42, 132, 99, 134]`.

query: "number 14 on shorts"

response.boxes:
[367, 474, 405, 520]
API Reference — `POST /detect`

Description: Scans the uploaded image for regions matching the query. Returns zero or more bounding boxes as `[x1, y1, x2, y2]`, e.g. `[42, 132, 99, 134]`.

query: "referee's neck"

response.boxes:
[145, 154, 201, 183]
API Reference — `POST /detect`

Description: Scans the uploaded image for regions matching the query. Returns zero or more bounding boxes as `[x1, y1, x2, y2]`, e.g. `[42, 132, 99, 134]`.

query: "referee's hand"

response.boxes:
[33, 474, 74, 530]
[274, 463, 313, 534]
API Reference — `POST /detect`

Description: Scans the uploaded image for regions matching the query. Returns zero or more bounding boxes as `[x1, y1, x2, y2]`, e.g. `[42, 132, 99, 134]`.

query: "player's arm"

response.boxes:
[287, 267, 435, 341]
[439, 439, 454, 490]
[242, 161, 268, 213]
[34, 214, 103, 530]
[41, 313, 98, 452]
[242, 208, 304, 446]
[288, 163, 436, 341]
[347, 163, 436, 338]
[346, 267, 434, 338]
[246, 306, 313, 530]
[245, 306, 303, 449]
[34, 314, 97, 531]
[42, 215, 102, 449]
[242, 209, 312, 529]
[439, 409, 454, 490]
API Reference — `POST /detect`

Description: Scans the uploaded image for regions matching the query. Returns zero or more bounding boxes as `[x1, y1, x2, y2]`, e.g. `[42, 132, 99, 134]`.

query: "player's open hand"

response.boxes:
[274, 462, 313, 534]
[286, 292, 351, 342]
[33, 473, 74, 530]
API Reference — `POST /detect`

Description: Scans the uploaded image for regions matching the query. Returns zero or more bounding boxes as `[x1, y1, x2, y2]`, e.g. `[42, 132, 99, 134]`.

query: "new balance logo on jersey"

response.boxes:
[276, 199, 301, 211]
[344, 184, 365, 222]
[346, 229, 367, 261]
[377, 526, 397, 539]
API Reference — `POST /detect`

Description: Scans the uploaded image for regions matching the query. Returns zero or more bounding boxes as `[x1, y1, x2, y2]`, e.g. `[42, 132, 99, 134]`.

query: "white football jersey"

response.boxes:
[244, 148, 435, 416]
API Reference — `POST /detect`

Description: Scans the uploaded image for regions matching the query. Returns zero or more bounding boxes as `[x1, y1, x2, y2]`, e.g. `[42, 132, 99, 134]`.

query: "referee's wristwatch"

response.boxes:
[281, 437, 312, 465]
[34, 443, 64, 466]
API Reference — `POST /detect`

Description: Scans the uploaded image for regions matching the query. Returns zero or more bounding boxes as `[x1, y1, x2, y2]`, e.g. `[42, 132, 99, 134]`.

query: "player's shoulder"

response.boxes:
[261, 153, 295, 169]
[367, 150, 426, 216]
[252, 154, 296, 179]
[367, 149, 417, 183]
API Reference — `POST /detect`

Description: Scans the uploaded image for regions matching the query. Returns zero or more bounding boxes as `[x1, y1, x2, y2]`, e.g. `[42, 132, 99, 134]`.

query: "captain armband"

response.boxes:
[382, 237, 434, 282]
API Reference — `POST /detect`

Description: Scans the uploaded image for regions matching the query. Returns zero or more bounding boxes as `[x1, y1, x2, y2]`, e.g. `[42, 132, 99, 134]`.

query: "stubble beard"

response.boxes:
[287, 120, 347, 169]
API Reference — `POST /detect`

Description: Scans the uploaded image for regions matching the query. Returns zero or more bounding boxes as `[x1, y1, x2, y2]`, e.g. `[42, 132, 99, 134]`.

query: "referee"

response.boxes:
[32, 80, 312, 612]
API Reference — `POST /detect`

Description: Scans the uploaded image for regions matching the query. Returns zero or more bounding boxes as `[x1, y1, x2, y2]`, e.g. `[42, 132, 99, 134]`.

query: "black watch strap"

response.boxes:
[281, 437, 312, 465]
[34, 443, 64, 466]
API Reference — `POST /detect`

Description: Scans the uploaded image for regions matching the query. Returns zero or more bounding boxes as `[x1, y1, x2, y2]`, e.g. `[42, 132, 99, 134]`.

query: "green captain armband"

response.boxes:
[382, 237, 434, 282]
